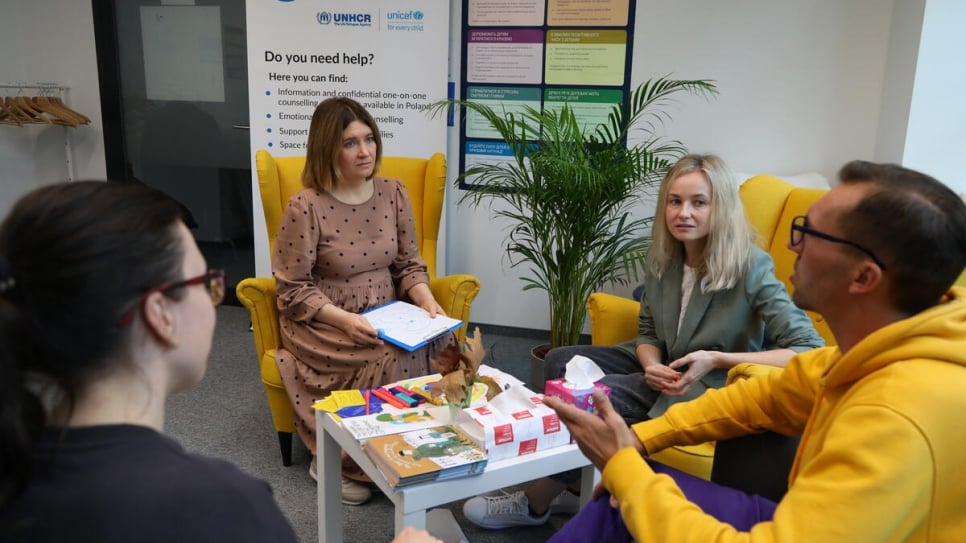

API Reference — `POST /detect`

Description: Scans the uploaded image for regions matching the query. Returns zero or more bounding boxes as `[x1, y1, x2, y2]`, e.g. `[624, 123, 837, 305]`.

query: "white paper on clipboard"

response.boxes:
[362, 301, 464, 351]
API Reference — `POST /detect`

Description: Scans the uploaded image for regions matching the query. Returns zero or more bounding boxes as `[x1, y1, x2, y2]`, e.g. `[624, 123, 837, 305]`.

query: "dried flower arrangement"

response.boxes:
[428, 327, 502, 408]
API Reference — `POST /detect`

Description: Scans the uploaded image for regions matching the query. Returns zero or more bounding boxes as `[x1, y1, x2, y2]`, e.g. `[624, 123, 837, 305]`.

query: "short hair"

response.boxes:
[647, 154, 756, 291]
[303, 97, 383, 192]
[0, 181, 185, 506]
[836, 161, 966, 314]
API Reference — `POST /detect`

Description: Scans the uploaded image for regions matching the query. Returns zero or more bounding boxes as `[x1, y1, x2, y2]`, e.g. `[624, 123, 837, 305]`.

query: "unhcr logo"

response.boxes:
[317, 11, 373, 27]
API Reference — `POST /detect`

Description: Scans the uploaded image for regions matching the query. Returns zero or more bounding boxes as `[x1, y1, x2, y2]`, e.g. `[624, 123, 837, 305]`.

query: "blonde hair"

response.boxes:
[646, 154, 756, 292]
[302, 97, 383, 192]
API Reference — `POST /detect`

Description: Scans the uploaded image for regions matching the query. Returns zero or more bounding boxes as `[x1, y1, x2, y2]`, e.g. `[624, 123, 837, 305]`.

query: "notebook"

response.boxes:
[361, 300, 463, 351]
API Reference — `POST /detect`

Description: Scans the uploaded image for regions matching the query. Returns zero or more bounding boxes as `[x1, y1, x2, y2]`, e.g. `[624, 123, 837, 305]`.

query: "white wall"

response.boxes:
[0, 1, 105, 218]
[447, 0, 900, 332]
[902, 0, 966, 193]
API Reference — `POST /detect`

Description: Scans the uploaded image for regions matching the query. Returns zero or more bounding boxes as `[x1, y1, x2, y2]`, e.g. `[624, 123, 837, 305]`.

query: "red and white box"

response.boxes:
[455, 386, 570, 461]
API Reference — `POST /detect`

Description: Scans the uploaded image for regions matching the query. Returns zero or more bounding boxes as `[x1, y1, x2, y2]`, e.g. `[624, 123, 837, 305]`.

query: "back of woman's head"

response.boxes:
[648, 154, 755, 290]
[303, 96, 383, 192]
[0, 180, 184, 507]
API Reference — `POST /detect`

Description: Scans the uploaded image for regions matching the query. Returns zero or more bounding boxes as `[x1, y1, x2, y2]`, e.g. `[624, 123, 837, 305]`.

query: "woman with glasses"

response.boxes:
[0, 181, 297, 542]
[464, 154, 825, 531]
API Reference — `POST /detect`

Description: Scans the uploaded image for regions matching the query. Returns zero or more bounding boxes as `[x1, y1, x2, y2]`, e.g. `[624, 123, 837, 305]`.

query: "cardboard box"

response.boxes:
[544, 378, 611, 412]
[455, 386, 570, 462]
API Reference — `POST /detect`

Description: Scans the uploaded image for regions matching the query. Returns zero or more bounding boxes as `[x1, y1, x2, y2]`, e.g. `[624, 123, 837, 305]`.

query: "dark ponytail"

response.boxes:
[0, 181, 185, 507]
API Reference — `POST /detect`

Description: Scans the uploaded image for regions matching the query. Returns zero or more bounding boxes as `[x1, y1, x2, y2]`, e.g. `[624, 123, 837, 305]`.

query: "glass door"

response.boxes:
[93, 0, 253, 305]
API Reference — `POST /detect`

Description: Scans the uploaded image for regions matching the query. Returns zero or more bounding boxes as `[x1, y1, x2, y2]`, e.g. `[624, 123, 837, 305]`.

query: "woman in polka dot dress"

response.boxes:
[271, 97, 455, 503]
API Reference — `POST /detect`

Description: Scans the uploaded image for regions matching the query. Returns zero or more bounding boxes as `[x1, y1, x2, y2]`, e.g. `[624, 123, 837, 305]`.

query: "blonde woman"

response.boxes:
[463, 154, 823, 530]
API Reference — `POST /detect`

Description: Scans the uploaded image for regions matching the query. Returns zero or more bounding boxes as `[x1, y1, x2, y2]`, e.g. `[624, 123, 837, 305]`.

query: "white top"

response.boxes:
[677, 265, 697, 334]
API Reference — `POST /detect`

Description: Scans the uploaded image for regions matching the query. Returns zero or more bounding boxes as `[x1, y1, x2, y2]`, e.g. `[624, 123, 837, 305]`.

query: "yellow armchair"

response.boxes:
[585, 174, 833, 480]
[236, 150, 481, 465]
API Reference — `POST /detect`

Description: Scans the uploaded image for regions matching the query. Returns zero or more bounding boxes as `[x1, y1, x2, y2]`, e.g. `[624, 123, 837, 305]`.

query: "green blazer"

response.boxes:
[618, 246, 823, 417]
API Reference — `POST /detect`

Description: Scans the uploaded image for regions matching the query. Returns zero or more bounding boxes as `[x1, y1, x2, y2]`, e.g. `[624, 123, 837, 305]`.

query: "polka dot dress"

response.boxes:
[272, 178, 456, 454]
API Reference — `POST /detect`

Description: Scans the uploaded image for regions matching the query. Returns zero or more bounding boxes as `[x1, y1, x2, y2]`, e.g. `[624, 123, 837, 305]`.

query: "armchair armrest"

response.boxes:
[587, 292, 640, 346]
[430, 274, 481, 342]
[235, 277, 280, 360]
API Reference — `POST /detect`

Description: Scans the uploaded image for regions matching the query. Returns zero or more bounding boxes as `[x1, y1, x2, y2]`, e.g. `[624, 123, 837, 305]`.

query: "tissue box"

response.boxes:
[455, 386, 571, 462]
[544, 378, 611, 412]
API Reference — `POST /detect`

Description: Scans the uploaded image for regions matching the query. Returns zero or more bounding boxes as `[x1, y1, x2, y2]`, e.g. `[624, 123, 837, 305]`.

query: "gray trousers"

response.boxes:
[545, 345, 661, 485]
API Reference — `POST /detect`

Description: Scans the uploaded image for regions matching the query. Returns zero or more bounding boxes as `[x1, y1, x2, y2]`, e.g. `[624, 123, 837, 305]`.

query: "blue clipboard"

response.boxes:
[361, 300, 464, 352]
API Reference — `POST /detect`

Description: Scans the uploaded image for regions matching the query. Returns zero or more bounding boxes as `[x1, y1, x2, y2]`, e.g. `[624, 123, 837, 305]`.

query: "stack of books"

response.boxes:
[364, 425, 488, 487]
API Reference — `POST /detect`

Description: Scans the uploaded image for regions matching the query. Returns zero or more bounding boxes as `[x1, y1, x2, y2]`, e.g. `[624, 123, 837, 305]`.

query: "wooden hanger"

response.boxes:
[0, 97, 23, 126]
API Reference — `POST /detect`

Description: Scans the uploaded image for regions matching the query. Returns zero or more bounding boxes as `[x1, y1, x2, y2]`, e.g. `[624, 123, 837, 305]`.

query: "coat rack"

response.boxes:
[0, 83, 91, 181]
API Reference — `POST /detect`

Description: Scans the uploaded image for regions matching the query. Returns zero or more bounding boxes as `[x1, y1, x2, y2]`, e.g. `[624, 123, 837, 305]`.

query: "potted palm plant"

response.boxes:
[429, 77, 717, 388]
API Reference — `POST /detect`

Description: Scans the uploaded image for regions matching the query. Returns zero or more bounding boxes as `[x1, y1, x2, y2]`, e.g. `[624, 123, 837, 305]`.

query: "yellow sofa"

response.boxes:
[585, 174, 833, 479]
[236, 151, 481, 465]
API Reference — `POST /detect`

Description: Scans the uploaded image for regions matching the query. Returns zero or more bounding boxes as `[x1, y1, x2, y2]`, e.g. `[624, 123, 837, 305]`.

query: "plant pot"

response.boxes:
[529, 343, 551, 392]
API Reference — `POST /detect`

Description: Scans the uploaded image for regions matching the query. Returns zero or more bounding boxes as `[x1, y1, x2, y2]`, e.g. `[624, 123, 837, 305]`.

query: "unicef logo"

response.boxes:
[316, 11, 331, 24]
[414, 11, 424, 20]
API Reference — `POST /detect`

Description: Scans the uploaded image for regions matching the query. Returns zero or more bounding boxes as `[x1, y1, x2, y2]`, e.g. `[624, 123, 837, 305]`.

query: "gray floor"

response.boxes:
[166, 305, 578, 543]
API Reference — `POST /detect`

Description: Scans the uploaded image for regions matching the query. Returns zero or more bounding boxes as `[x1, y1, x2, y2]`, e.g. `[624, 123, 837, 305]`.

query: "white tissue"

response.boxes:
[562, 355, 606, 389]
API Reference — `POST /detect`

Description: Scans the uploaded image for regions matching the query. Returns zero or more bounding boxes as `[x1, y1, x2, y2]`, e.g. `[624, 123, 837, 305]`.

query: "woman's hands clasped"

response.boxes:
[643, 350, 718, 396]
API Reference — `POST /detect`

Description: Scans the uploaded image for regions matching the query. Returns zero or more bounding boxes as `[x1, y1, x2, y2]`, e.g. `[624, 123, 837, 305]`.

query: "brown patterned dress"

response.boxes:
[272, 177, 454, 453]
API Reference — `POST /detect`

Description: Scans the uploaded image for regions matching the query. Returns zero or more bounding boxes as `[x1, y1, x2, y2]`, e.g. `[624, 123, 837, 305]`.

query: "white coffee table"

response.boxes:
[316, 409, 597, 543]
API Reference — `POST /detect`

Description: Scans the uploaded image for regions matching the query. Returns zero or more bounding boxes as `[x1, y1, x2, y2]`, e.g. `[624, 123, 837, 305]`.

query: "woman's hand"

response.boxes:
[664, 350, 718, 396]
[643, 363, 681, 392]
[407, 283, 447, 318]
[315, 306, 383, 347]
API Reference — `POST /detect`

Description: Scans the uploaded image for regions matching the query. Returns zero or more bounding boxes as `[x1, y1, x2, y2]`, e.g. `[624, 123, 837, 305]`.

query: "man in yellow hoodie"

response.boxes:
[545, 160, 966, 542]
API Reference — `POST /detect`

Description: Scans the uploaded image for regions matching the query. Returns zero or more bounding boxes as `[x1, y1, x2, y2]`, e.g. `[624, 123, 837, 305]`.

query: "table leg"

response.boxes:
[395, 506, 427, 534]
[578, 465, 599, 509]
[318, 425, 343, 543]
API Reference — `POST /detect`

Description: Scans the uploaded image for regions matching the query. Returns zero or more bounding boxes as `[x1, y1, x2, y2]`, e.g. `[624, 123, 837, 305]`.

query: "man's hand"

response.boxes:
[543, 391, 643, 472]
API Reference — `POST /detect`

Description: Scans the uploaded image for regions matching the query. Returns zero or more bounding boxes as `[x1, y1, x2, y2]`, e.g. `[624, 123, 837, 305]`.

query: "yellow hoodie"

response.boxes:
[606, 288, 966, 542]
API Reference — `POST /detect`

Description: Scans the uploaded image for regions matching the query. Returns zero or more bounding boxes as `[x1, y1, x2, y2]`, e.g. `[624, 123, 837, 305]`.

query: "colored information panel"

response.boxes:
[458, 0, 635, 190]
[548, 0, 629, 26]
[463, 140, 523, 185]
[468, 0, 546, 26]
[465, 86, 542, 139]
[545, 29, 627, 86]
[543, 87, 624, 134]
[467, 29, 545, 84]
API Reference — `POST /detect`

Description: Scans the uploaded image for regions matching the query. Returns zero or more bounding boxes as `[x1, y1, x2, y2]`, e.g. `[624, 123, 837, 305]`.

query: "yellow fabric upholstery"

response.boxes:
[585, 174, 834, 479]
[235, 150, 481, 465]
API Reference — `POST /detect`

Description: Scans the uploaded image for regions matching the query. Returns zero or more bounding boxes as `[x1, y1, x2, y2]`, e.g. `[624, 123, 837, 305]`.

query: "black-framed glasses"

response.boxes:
[790, 216, 887, 270]
[117, 268, 226, 327]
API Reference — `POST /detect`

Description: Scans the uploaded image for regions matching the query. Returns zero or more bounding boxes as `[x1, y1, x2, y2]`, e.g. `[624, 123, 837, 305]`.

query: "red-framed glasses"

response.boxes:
[116, 268, 226, 327]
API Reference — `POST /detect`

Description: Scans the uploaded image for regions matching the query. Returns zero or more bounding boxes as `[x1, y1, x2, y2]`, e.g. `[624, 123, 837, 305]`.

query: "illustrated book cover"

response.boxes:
[364, 425, 488, 487]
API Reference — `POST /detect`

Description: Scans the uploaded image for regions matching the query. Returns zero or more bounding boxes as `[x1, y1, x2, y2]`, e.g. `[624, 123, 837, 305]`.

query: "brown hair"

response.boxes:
[836, 160, 966, 314]
[302, 97, 383, 191]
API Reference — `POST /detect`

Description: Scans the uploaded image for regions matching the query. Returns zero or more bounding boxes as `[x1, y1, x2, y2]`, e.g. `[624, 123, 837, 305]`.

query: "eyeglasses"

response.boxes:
[790, 216, 887, 270]
[117, 268, 226, 327]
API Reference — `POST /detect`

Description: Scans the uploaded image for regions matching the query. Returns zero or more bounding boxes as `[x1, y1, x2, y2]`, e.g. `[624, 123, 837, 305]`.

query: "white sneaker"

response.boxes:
[549, 490, 581, 515]
[309, 457, 372, 505]
[462, 490, 550, 529]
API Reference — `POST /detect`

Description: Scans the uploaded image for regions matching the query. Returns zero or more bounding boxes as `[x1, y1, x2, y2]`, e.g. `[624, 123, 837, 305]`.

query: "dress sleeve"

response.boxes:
[389, 180, 430, 298]
[272, 192, 332, 322]
[744, 249, 825, 352]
